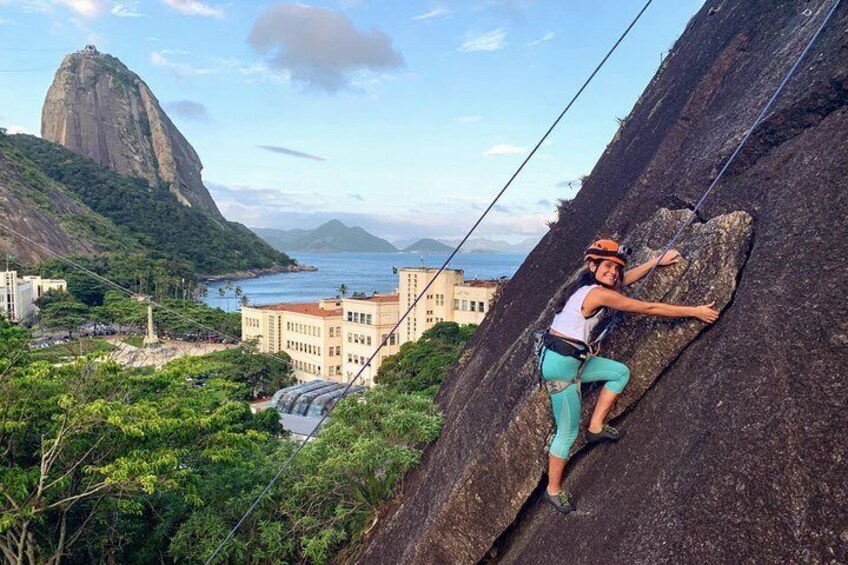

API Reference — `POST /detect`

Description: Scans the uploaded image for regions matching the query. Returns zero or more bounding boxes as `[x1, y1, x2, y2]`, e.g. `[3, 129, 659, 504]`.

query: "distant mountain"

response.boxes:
[253, 220, 399, 253]
[402, 239, 453, 253]
[438, 236, 541, 254]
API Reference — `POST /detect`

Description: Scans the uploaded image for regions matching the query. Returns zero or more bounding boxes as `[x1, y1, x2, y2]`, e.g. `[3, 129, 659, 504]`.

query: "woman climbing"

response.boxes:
[541, 239, 719, 514]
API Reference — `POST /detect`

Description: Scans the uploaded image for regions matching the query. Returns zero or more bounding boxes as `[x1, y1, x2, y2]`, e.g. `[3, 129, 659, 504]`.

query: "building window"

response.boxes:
[454, 299, 460, 310]
[470, 301, 476, 312]
[462, 300, 468, 311]
[479, 301, 485, 312]
[366, 336, 372, 346]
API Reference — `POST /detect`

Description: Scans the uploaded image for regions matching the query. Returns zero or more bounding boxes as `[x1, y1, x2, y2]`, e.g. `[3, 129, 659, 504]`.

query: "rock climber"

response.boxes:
[541, 239, 719, 513]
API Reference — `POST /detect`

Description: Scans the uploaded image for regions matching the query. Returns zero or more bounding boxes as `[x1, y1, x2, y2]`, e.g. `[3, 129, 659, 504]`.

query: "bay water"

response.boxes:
[203, 252, 527, 312]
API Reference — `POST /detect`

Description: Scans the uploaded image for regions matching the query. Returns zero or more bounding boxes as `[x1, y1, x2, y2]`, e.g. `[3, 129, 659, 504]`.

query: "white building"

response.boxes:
[1, 271, 68, 323]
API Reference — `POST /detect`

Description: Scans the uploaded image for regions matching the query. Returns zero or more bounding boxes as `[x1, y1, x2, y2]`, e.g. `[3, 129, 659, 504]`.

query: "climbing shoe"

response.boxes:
[586, 424, 625, 445]
[543, 490, 575, 514]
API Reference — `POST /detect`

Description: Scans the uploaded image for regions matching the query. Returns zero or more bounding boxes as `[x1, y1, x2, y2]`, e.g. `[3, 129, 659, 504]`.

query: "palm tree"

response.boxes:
[239, 295, 250, 308]
[338, 283, 348, 298]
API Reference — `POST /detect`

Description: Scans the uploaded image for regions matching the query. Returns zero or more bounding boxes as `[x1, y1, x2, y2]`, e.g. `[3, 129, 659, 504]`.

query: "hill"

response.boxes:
[8, 134, 294, 275]
[0, 129, 140, 264]
[252, 220, 398, 252]
[402, 238, 453, 253]
[357, 2, 848, 564]
[42, 46, 220, 215]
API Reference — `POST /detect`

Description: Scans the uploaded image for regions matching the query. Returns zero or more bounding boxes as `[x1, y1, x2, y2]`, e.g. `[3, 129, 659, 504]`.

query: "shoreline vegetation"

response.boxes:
[201, 262, 317, 282]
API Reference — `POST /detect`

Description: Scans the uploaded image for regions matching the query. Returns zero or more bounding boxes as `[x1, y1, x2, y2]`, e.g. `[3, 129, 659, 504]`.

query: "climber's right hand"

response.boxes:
[692, 301, 719, 324]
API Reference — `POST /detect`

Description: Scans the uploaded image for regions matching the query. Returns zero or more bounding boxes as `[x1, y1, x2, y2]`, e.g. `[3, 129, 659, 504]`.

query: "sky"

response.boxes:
[0, 0, 705, 244]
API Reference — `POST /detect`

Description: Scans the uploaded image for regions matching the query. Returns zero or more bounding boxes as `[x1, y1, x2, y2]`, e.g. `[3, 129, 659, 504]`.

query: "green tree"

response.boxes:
[32, 288, 70, 310]
[376, 322, 477, 395]
[0, 326, 283, 564]
[37, 298, 90, 337]
[161, 345, 294, 400]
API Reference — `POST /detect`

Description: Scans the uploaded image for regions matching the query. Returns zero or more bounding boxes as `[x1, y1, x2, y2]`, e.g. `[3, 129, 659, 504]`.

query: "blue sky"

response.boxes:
[0, 0, 704, 243]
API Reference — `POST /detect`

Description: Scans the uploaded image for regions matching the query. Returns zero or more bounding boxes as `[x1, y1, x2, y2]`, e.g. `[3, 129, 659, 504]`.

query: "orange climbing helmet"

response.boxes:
[585, 239, 631, 267]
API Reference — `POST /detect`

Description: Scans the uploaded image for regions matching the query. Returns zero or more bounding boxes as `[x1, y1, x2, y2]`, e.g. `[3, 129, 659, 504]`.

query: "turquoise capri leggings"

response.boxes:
[541, 347, 630, 459]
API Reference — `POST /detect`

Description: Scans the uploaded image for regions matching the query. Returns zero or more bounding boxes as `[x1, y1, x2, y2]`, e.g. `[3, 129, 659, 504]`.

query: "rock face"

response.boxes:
[0, 136, 128, 264]
[357, 1, 848, 564]
[41, 47, 221, 216]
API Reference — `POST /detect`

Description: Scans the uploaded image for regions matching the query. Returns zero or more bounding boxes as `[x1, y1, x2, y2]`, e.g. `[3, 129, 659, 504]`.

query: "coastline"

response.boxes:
[201, 263, 317, 282]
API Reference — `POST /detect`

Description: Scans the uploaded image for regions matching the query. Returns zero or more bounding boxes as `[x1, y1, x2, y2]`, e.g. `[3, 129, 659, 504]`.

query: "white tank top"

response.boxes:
[550, 285, 604, 344]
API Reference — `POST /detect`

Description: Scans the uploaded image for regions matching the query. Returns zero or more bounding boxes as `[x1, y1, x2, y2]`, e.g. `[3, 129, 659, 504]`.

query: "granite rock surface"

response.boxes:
[356, 1, 848, 563]
[41, 49, 221, 216]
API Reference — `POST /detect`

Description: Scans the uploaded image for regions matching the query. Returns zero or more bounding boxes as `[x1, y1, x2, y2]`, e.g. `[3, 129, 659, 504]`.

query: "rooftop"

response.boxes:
[344, 293, 399, 304]
[251, 302, 343, 318]
[399, 267, 464, 274]
[279, 413, 325, 437]
[458, 279, 500, 288]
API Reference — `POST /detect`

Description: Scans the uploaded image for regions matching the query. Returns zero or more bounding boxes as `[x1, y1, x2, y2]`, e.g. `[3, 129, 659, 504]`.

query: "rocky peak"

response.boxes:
[41, 47, 221, 216]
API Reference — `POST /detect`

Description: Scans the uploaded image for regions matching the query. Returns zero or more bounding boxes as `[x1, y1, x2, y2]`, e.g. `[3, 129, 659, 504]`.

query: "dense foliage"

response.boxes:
[36, 252, 199, 305]
[0, 320, 473, 564]
[161, 346, 295, 400]
[0, 132, 141, 255]
[0, 318, 283, 565]
[8, 134, 294, 275]
[376, 321, 478, 395]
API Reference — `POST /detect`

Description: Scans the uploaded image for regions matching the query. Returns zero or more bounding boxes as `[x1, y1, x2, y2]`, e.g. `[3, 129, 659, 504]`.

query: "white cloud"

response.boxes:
[459, 28, 507, 52]
[483, 143, 525, 157]
[165, 99, 211, 122]
[111, 0, 142, 17]
[248, 4, 403, 93]
[413, 6, 450, 21]
[53, 0, 107, 18]
[160, 0, 223, 18]
[150, 51, 215, 76]
[5, 125, 30, 135]
[456, 115, 482, 123]
[21, 1, 51, 14]
[526, 31, 555, 47]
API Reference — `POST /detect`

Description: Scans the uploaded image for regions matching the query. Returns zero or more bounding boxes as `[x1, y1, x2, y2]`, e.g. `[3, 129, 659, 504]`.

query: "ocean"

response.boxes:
[202, 252, 528, 312]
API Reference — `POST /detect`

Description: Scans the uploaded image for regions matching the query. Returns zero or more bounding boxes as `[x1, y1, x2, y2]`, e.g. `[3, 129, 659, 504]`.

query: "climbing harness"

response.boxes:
[534, 329, 592, 396]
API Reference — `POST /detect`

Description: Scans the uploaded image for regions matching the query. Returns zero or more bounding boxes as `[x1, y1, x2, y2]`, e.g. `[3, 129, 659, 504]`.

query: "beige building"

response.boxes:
[1, 271, 67, 323]
[22, 276, 67, 299]
[398, 268, 463, 343]
[452, 280, 499, 326]
[241, 269, 500, 387]
[241, 298, 344, 382]
[398, 268, 498, 343]
[341, 294, 400, 387]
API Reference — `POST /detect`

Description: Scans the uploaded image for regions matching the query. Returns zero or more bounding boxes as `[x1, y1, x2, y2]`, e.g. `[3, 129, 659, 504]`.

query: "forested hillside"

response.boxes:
[0, 130, 141, 264]
[9, 134, 294, 275]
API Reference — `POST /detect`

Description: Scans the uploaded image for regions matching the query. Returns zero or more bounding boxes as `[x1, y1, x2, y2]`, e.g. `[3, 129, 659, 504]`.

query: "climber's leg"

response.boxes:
[579, 356, 630, 435]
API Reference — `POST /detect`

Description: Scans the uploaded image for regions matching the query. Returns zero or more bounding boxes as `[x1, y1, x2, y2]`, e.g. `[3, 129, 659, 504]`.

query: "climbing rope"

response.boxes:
[592, 0, 842, 346]
[201, 2, 657, 562]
